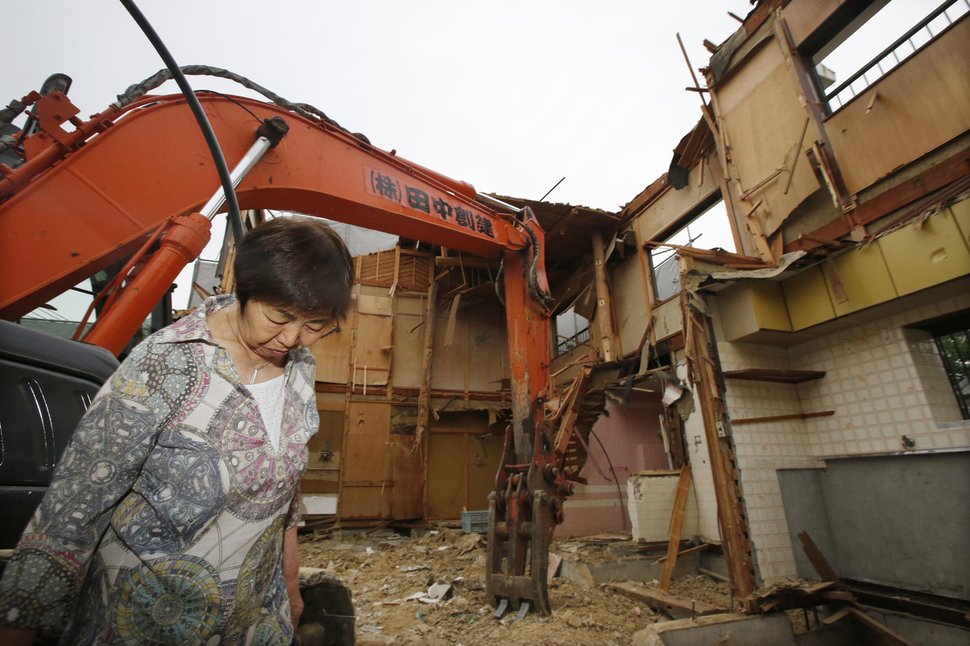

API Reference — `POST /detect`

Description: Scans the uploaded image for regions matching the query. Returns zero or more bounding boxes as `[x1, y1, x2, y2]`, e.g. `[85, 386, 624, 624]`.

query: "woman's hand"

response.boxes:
[283, 526, 303, 627]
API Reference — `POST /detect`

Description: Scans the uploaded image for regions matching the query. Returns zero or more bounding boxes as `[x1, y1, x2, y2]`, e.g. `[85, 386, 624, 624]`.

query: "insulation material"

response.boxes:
[715, 38, 820, 236]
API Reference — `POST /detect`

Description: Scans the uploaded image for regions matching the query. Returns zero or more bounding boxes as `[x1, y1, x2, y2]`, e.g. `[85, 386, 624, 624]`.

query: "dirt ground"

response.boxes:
[298, 527, 733, 646]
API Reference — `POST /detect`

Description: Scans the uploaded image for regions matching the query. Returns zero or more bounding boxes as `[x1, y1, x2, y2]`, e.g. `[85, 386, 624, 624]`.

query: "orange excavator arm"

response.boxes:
[0, 88, 568, 616]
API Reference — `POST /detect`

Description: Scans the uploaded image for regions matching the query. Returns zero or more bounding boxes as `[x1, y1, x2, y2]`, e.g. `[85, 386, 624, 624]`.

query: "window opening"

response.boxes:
[934, 327, 970, 420]
[553, 307, 590, 358]
[815, 0, 969, 112]
[650, 199, 734, 303]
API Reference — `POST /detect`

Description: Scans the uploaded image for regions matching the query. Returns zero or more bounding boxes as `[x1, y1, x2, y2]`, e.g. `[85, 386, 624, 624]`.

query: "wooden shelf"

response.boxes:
[723, 368, 825, 384]
[732, 411, 835, 425]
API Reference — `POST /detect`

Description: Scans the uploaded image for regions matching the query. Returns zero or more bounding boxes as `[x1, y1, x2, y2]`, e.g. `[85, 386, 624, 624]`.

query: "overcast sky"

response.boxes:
[6, 0, 755, 313]
[5, 0, 936, 315]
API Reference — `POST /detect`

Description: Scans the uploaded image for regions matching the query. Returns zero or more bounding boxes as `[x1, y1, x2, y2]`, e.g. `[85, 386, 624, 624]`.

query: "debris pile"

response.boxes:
[298, 529, 733, 646]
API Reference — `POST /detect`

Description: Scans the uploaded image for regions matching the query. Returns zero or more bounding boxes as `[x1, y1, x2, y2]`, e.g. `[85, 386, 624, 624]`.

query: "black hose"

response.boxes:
[588, 428, 627, 530]
[119, 0, 245, 245]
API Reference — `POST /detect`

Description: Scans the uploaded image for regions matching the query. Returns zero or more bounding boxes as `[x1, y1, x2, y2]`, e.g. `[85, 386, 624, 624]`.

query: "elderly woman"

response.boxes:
[0, 217, 353, 645]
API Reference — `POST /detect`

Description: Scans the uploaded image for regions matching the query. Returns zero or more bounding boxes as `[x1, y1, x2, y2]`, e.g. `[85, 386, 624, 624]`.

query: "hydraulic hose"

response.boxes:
[119, 0, 245, 245]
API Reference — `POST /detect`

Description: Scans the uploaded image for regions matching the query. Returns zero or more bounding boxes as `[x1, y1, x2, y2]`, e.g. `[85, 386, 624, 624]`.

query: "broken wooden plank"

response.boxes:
[722, 369, 825, 384]
[798, 531, 838, 582]
[608, 582, 726, 619]
[732, 411, 835, 425]
[660, 465, 692, 591]
[656, 542, 711, 564]
[823, 607, 920, 646]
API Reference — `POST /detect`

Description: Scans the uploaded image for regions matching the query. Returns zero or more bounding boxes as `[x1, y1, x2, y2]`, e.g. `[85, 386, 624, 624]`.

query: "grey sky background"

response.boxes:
[4, 0, 933, 314]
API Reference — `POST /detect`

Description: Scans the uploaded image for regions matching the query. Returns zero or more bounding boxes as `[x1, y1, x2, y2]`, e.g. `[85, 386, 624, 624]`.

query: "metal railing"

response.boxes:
[825, 0, 969, 111]
[556, 326, 590, 357]
[935, 328, 970, 419]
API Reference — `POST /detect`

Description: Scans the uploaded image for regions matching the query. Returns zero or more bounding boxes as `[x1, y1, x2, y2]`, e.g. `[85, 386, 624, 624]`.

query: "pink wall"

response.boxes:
[556, 392, 669, 537]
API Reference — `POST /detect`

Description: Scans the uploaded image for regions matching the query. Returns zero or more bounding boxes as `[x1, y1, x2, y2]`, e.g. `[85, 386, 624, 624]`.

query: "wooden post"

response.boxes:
[335, 285, 361, 524]
[660, 465, 692, 590]
[682, 293, 756, 601]
[417, 282, 438, 518]
[591, 231, 618, 362]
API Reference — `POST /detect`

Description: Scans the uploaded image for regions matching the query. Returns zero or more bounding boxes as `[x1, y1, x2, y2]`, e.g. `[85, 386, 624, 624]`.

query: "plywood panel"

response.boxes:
[782, 266, 836, 331]
[652, 298, 683, 341]
[718, 279, 792, 342]
[636, 166, 720, 243]
[877, 211, 970, 296]
[387, 435, 423, 519]
[824, 243, 897, 316]
[309, 319, 352, 384]
[613, 254, 649, 357]
[826, 19, 970, 194]
[353, 309, 392, 387]
[466, 319, 508, 391]
[781, 0, 848, 48]
[718, 38, 820, 236]
[392, 311, 425, 389]
[952, 199, 970, 245]
[341, 403, 390, 519]
[467, 434, 504, 512]
[426, 434, 466, 519]
[357, 293, 393, 316]
[431, 313, 467, 391]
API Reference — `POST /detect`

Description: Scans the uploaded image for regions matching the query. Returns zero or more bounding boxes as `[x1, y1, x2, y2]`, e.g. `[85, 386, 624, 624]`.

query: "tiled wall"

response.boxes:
[703, 289, 970, 584]
[627, 471, 700, 542]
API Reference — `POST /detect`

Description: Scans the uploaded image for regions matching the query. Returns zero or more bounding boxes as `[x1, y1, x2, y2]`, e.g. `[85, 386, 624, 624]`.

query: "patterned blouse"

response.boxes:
[0, 295, 318, 645]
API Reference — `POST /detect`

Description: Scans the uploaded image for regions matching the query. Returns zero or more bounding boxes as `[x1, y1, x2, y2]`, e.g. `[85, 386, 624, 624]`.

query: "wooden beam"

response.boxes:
[417, 282, 438, 516]
[786, 145, 970, 253]
[772, 13, 853, 211]
[823, 607, 920, 646]
[732, 411, 834, 425]
[608, 583, 726, 619]
[434, 256, 499, 269]
[798, 531, 838, 582]
[591, 231, 619, 362]
[660, 465, 692, 591]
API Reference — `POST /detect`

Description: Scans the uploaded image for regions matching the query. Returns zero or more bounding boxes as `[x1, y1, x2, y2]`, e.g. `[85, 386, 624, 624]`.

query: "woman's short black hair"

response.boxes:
[234, 217, 354, 320]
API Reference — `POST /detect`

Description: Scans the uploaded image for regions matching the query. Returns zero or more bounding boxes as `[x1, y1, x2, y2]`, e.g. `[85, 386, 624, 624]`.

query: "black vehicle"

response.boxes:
[0, 320, 118, 548]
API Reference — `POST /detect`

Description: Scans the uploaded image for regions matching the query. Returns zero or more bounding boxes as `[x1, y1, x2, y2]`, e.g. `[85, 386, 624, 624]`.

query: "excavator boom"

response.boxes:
[0, 87, 565, 618]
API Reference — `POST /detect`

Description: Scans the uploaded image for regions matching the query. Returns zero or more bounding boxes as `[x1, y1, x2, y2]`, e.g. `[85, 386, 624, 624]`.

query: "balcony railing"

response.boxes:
[825, 0, 969, 111]
[555, 326, 590, 357]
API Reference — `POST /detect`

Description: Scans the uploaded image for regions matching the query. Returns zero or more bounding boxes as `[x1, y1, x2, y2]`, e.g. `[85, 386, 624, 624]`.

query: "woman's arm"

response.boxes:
[283, 525, 303, 627]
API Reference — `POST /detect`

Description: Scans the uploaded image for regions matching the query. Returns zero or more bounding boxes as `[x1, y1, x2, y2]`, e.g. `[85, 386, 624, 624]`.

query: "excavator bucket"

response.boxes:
[486, 420, 573, 617]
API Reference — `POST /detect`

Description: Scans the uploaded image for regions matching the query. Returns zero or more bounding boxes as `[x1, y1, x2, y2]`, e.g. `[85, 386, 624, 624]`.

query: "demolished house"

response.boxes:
[190, 0, 968, 642]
